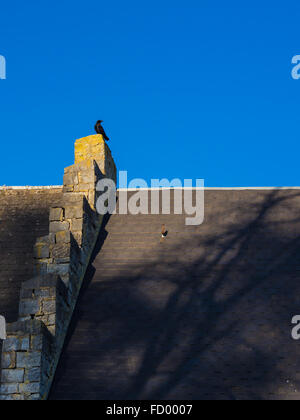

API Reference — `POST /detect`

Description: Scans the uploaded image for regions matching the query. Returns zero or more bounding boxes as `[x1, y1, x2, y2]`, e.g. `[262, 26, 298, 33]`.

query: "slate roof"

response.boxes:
[49, 189, 300, 400]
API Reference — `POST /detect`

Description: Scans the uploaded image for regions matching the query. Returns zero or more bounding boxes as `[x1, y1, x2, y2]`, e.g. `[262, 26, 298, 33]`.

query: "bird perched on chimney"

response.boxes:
[95, 120, 110, 141]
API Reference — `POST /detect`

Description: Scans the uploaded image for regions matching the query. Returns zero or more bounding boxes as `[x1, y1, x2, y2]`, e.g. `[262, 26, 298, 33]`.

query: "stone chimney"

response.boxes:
[63, 134, 117, 211]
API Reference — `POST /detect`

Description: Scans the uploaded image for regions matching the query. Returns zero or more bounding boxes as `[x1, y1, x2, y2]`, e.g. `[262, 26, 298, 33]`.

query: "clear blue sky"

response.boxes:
[1, 1, 300, 187]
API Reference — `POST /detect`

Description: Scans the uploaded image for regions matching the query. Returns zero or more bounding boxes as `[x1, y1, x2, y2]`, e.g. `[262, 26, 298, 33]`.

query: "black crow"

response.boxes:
[95, 120, 110, 141]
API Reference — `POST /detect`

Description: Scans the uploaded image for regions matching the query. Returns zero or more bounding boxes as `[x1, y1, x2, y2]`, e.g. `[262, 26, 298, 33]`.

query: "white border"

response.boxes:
[0, 186, 63, 190]
[118, 187, 300, 191]
[1, 186, 300, 191]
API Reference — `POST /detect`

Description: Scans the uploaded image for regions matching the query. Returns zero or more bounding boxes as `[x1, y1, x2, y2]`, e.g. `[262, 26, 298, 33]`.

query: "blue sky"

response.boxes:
[1, 1, 300, 187]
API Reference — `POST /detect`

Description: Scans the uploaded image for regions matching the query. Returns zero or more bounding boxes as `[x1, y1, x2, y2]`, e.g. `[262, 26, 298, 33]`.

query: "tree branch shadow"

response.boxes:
[50, 190, 300, 400]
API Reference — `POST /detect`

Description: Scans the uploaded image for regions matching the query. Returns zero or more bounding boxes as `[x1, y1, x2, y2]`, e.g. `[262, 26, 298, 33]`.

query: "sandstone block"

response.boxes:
[50, 221, 70, 233]
[19, 299, 40, 317]
[49, 207, 64, 222]
[25, 367, 40, 382]
[1, 369, 24, 383]
[47, 264, 69, 277]
[19, 382, 40, 394]
[42, 299, 56, 314]
[2, 337, 20, 352]
[64, 205, 83, 219]
[72, 218, 83, 232]
[16, 351, 41, 369]
[52, 243, 70, 259]
[56, 230, 71, 244]
[2, 352, 16, 369]
[34, 244, 50, 259]
[0, 383, 19, 394]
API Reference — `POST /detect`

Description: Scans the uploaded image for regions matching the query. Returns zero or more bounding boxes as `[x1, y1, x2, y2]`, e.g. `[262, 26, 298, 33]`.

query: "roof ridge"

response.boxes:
[0, 186, 63, 190]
